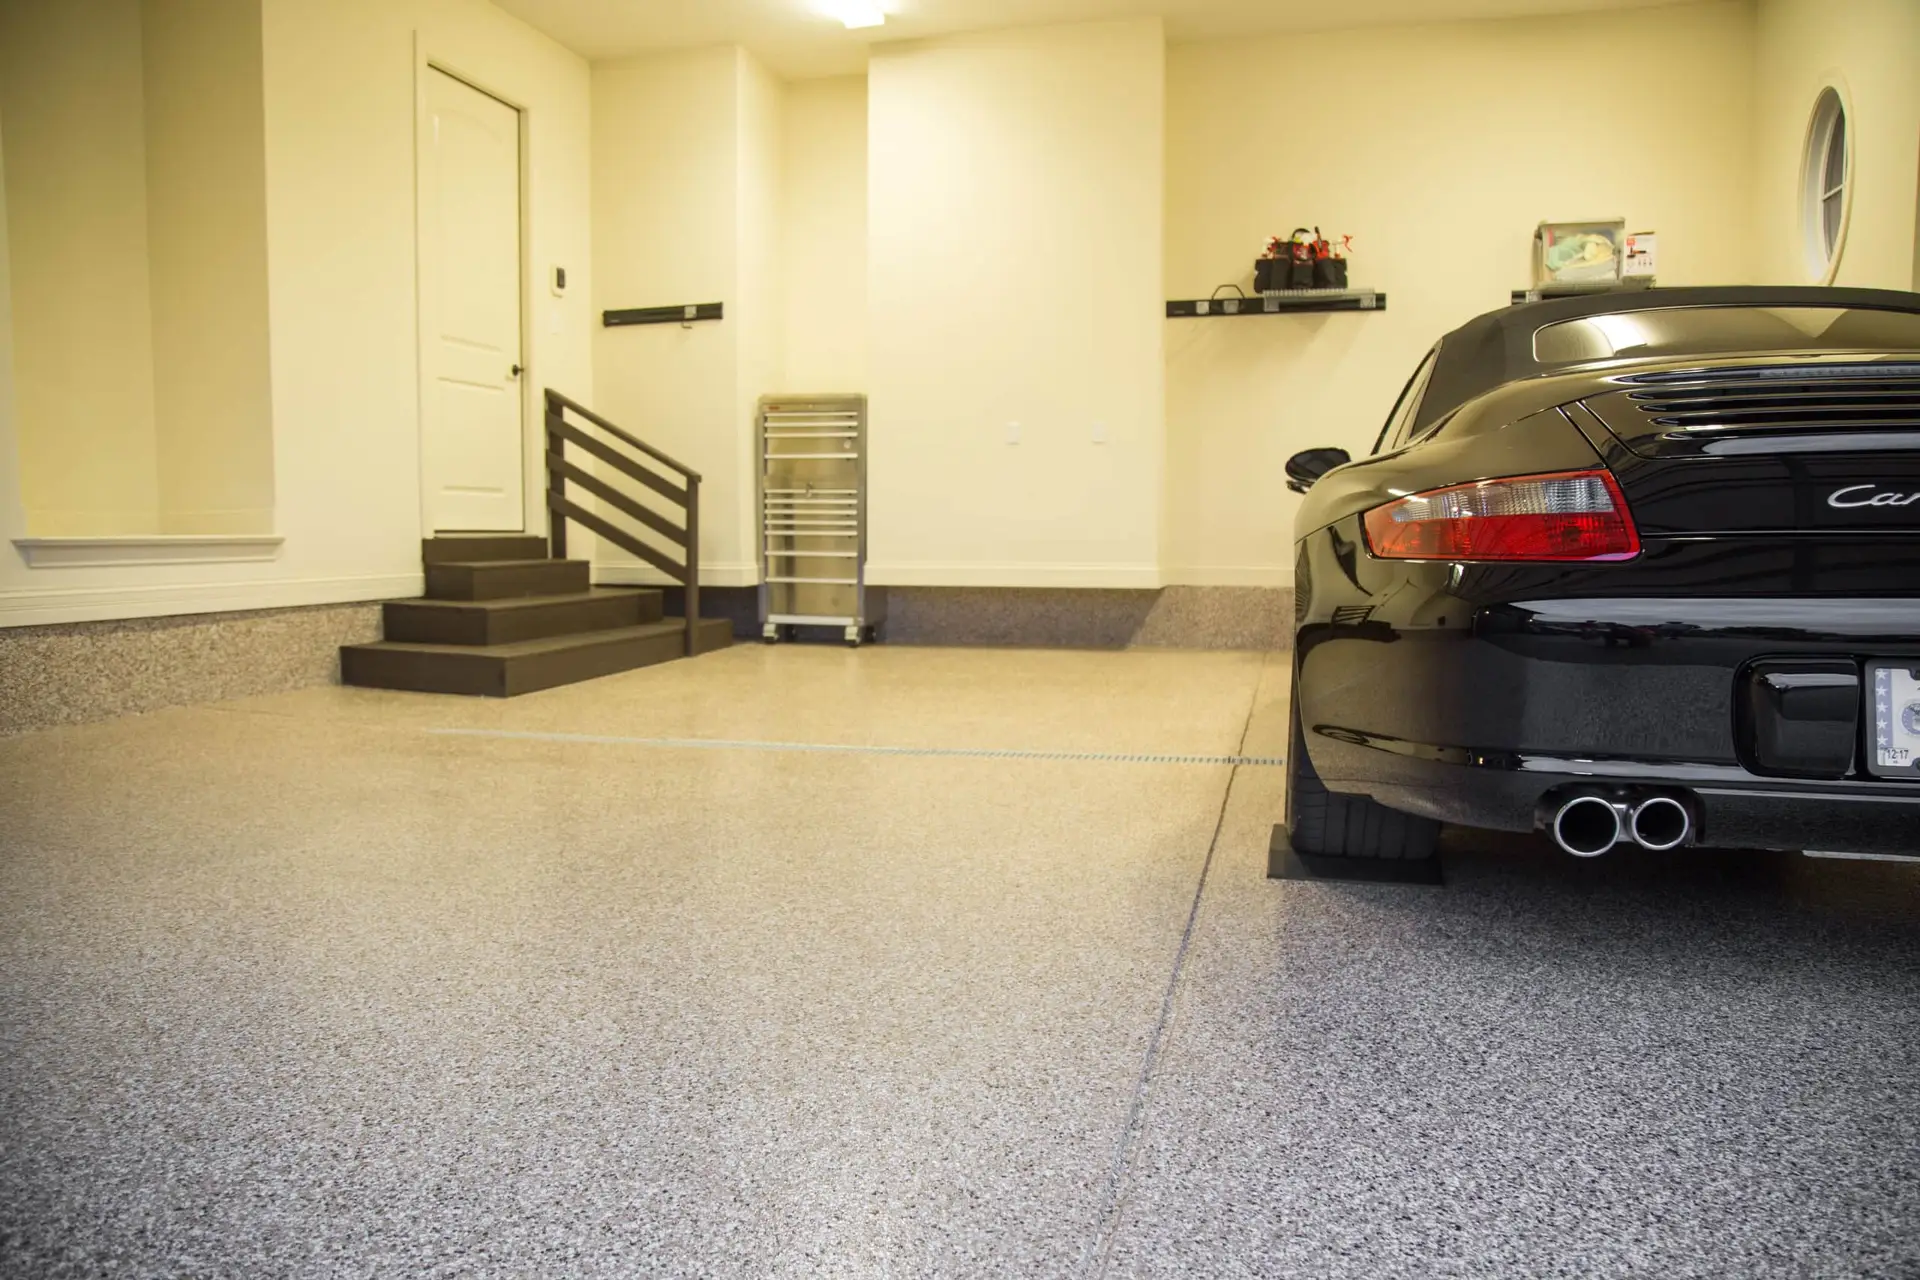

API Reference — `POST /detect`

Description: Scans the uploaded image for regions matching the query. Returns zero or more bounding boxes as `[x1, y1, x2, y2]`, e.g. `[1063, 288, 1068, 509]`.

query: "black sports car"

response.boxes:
[1281, 286, 1920, 865]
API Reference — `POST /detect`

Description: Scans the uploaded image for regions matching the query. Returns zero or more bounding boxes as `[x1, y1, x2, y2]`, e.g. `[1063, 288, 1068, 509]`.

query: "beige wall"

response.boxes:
[867, 18, 1167, 588]
[0, 0, 592, 625]
[0, 0, 163, 536]
[736, 50, 786, 573]
[253, 0, 592, 591]
[0, 0, 275, 539]
[1752, 0, 1920, 290]
[781, 76, 868, 393]
[1164, 2, 1758, 587]
[0, 114, 17, 564]
[7, 0, 1919, 628]
[144, 0, 275, 536]
[590, 46, 768, 587]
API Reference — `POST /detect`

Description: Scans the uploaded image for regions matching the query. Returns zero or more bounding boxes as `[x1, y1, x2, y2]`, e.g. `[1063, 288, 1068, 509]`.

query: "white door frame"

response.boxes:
[412, 43, 539, 537]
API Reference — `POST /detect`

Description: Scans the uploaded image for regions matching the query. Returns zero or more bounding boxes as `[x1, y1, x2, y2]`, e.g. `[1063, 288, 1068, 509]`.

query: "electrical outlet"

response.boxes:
[1006, 420, 1022, 445]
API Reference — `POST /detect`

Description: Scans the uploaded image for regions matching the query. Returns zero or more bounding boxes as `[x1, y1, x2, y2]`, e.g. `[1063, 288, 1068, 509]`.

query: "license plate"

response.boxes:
[1868, 663, 1920, 778]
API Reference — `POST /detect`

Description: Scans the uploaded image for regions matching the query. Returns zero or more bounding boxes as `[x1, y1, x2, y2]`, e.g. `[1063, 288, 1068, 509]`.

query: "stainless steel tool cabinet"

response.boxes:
[757, 395, 884, 646]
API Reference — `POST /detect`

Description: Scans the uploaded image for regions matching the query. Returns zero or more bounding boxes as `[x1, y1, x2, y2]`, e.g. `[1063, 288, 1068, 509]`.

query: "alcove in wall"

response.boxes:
[0, 0, 274, 541]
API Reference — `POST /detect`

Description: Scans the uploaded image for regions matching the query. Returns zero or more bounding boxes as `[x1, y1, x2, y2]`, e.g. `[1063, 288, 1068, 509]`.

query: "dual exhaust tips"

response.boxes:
[1548, 792, 1694, 858]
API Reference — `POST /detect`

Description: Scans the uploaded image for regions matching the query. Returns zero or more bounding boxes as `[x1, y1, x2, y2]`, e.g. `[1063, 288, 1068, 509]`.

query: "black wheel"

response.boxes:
[1286, 682, 1439, 860]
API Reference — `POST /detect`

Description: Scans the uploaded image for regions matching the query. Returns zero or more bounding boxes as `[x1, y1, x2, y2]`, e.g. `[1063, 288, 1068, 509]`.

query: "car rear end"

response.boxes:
[1295, 314, 1920, 858]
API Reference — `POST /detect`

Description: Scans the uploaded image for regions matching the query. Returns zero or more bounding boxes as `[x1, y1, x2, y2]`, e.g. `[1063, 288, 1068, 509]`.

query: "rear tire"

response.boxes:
[1286, 688, 1439, 860]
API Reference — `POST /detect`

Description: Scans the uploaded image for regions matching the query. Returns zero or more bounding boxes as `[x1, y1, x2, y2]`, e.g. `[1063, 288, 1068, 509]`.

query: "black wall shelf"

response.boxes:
[603, 302, 725, 328]
[1510, 279, 1657, 305]
[1167, 289, 1386, 317]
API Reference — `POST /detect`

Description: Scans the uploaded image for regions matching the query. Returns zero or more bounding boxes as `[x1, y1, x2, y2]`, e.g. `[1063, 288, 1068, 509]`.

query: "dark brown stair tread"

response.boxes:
[348, 621, 687, 660]
[393, 588, 656, 613]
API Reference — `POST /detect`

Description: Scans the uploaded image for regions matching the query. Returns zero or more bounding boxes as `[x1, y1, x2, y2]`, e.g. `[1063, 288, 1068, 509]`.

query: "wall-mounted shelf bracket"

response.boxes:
[1510, 279, 1657, 305]
[1167, 289, 1386, 317]
[603, 302, 725, 327]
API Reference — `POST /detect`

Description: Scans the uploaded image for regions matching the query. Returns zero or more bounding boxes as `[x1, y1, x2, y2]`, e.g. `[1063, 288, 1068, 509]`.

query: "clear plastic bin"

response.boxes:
[1533, 219, 1625, 285]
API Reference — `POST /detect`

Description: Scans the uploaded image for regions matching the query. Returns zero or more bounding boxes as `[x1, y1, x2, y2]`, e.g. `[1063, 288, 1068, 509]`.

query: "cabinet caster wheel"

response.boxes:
[761, 624, 780, 645]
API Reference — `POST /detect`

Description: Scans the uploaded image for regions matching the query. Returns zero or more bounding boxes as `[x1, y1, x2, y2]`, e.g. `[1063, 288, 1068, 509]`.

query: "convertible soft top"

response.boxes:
[1413, 285, 1920, 437]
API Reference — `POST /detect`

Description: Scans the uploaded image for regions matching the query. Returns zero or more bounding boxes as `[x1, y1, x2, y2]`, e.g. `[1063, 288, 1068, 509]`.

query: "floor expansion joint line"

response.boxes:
[426, 727, 1285, 767]
[1077, 676, 1264, 1279]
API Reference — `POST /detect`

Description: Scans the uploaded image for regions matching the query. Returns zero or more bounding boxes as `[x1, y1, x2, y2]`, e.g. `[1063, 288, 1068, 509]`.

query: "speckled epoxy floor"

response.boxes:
[2, 646, 1918, 1278]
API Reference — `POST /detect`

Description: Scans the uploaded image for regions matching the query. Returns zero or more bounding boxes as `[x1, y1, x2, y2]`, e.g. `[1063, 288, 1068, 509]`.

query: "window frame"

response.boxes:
[1372, 345, 1441, 455]
[1801, 84, 1853, 284]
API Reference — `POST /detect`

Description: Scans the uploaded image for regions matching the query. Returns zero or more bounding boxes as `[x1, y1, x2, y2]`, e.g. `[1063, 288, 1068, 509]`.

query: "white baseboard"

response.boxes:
[863, 562, 1164, 589]
[593, 561, 760, 588]
[0, 572, 422, 629]
[1162, 565, 1295, 588]
[13, 534, 284, 569]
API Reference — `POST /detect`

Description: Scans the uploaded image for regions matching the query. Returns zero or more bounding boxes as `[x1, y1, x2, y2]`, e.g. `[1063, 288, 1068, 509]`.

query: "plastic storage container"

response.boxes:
[1533, 219, 1625, 286]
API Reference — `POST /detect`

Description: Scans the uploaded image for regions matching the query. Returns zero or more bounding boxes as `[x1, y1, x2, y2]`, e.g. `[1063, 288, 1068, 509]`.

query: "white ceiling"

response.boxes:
[492, 0, 1695, 79]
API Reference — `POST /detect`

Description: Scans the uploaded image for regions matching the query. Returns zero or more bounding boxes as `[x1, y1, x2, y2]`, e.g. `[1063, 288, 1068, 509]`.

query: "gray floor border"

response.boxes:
[427, 727, 1285, 768]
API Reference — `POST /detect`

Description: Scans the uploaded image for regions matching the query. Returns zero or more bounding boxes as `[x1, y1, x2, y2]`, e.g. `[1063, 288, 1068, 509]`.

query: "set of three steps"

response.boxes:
[340, 536, 730, 697]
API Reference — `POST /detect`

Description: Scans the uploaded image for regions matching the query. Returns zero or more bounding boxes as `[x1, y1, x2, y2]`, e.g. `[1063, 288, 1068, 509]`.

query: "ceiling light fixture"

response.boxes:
[817, 0, 886, 29]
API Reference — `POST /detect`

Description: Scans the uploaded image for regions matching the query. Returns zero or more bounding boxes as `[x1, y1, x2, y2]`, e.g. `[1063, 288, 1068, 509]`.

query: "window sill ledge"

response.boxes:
[13, 535, 286, 569]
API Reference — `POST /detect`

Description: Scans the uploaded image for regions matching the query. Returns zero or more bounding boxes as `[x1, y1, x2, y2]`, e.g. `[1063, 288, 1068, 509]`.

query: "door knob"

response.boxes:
[509, 364, 523, 378]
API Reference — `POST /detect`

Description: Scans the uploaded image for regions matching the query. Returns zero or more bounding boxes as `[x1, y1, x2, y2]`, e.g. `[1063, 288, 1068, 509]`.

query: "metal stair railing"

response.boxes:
[543, 388, 702, 656]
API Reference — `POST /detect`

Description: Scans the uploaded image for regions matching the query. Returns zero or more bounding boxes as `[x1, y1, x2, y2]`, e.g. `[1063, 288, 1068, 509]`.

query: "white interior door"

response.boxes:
[420, 68, 524, 532]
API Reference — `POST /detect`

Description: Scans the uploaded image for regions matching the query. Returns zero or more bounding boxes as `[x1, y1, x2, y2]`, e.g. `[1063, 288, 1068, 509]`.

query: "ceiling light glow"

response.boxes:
[817, 0, 886, 29]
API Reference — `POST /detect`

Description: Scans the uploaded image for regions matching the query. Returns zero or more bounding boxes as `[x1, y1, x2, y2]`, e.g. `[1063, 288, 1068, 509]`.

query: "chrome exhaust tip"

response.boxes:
[1551, 795, 1624, 858]
[1630, 795, 1692, 851]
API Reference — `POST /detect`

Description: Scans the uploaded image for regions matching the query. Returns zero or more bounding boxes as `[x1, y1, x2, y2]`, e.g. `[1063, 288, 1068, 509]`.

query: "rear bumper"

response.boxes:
[1343, 750, 1920, 856]
[1297, 590, 1920, 856]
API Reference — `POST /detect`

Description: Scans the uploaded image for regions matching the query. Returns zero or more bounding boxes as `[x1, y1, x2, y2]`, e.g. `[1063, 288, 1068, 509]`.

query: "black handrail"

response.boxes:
[544, 388, 701, 657]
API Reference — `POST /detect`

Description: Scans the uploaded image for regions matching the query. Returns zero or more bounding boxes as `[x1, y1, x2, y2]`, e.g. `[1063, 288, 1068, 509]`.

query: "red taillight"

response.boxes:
[1362, 469, 1640, 562]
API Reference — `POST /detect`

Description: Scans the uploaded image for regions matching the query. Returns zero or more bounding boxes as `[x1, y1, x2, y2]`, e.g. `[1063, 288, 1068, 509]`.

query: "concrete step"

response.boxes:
[421, 534, 549, 564]
[424, 558, 590, 602]
[382, 588, 663, 647]
[340, 617, 734, 698]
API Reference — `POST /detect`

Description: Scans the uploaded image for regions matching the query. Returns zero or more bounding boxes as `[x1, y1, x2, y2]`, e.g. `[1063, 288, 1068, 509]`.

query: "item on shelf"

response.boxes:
[1286, 228, 1316, 288]
[1311, 228, 1350, 290]
[1254, 255, 1285, 293]
[1623, 231, 1657, 279]
[1533, 219, 1625, 286]
[1254, 227, 1353, 292]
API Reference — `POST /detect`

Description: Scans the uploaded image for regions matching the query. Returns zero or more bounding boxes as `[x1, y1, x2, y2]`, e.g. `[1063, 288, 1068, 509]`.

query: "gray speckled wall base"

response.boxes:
[1133, 586, 1293, 650]
[0, 603, 382, 736]
[880, 586, 1291, 650]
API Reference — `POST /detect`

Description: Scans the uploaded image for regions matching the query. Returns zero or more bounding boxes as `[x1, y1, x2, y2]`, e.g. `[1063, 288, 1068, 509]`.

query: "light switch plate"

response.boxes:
[1006, 420, 1022, 445]
[1091, 421, 1108, 445]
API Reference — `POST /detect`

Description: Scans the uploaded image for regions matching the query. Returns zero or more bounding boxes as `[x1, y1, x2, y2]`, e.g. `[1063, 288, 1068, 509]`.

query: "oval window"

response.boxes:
[1802, 87, 1851, 282]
